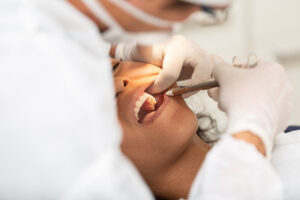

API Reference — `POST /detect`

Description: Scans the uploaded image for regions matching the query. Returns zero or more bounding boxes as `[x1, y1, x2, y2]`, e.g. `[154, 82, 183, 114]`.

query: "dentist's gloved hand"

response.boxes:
[208, 58, 293, 158]
[115, 35, 213, 94]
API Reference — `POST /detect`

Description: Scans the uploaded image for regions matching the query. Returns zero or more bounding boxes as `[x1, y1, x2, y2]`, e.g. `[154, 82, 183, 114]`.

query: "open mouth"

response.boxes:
[134, 92, 165, 124]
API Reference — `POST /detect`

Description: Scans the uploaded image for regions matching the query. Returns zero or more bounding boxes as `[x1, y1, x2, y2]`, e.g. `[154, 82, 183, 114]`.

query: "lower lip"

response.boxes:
[139, 94, 170, 124]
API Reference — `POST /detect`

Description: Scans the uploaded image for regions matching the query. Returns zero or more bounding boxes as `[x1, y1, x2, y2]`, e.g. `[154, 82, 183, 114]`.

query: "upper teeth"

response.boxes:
[134, 93, 156, 121]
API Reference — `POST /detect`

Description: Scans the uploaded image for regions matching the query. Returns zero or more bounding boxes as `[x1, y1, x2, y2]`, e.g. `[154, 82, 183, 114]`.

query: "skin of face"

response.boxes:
[113, 60, 208, 199]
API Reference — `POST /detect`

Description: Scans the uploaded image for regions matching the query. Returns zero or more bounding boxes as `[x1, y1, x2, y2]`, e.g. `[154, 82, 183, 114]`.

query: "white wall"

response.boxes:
[179, 0, 300, 126]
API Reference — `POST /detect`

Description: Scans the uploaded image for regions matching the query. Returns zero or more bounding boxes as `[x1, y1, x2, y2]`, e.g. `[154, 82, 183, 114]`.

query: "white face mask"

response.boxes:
[82, 0, 176, 45]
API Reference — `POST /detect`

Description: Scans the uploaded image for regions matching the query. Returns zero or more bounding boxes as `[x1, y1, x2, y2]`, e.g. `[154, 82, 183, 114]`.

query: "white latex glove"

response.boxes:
[115, 35, 213, 94]
[208, 58, 293, 158]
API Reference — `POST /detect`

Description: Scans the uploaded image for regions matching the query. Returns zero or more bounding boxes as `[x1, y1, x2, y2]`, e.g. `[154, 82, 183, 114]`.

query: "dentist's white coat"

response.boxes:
[0, 0, 299, 199]
[0, 0, 152, 199]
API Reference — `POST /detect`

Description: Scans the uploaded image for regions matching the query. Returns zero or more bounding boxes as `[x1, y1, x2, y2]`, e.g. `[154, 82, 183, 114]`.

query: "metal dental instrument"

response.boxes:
[166, 80, 219, 96]
[166, 54, 258, 97]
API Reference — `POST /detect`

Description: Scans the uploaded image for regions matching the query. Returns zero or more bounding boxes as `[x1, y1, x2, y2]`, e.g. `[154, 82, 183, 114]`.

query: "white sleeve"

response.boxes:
[188, 136, 284, 200]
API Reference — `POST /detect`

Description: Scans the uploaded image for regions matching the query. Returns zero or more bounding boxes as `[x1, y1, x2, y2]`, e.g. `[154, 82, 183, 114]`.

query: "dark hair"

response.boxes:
[196, 113, 220, 144]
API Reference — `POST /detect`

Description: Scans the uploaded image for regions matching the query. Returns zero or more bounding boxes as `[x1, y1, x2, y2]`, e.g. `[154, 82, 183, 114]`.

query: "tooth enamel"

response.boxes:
[134, 93, 156, 120]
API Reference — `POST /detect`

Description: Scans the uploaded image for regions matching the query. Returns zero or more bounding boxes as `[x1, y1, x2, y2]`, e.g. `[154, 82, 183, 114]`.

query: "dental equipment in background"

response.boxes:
[166, 54, 258, 97]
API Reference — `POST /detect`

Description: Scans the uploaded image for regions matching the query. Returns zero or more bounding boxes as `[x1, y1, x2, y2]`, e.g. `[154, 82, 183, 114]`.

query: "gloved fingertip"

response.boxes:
[146, 85, 162, 94]
[208, 88, 220, 102]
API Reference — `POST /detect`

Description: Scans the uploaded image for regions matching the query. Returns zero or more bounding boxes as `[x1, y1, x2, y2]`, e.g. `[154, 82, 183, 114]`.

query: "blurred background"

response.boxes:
[179, 0, 300, 130]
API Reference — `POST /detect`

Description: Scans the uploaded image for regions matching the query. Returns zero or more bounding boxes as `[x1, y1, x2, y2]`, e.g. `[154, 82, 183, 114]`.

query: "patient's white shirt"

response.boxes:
[189, 131, 300, 200]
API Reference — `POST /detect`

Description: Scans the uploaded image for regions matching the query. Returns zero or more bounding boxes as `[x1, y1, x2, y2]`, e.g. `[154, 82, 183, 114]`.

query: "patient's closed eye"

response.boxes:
[113, 62, 120, 71]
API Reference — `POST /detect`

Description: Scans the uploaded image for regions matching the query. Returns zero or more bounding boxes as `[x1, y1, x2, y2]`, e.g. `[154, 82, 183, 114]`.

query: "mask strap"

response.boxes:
[82, 0, 122, 30]
[109, 0, 174, 28]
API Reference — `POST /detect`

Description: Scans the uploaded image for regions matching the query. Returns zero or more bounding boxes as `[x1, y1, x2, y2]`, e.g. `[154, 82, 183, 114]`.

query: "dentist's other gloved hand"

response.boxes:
[208, 58, 293, 158]
[115, 35, 213, 94]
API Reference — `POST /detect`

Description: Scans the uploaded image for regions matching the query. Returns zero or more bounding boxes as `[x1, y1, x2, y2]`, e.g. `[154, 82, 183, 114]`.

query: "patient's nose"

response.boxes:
[114, 77, 129, 94]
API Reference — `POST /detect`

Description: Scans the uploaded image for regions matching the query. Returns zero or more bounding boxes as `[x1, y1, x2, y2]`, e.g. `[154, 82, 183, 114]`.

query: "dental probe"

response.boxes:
[166, 80, 219, 97]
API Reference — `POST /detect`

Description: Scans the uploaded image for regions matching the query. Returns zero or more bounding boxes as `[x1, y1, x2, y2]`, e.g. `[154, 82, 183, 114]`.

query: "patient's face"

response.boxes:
[113, 60, 198, 173]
